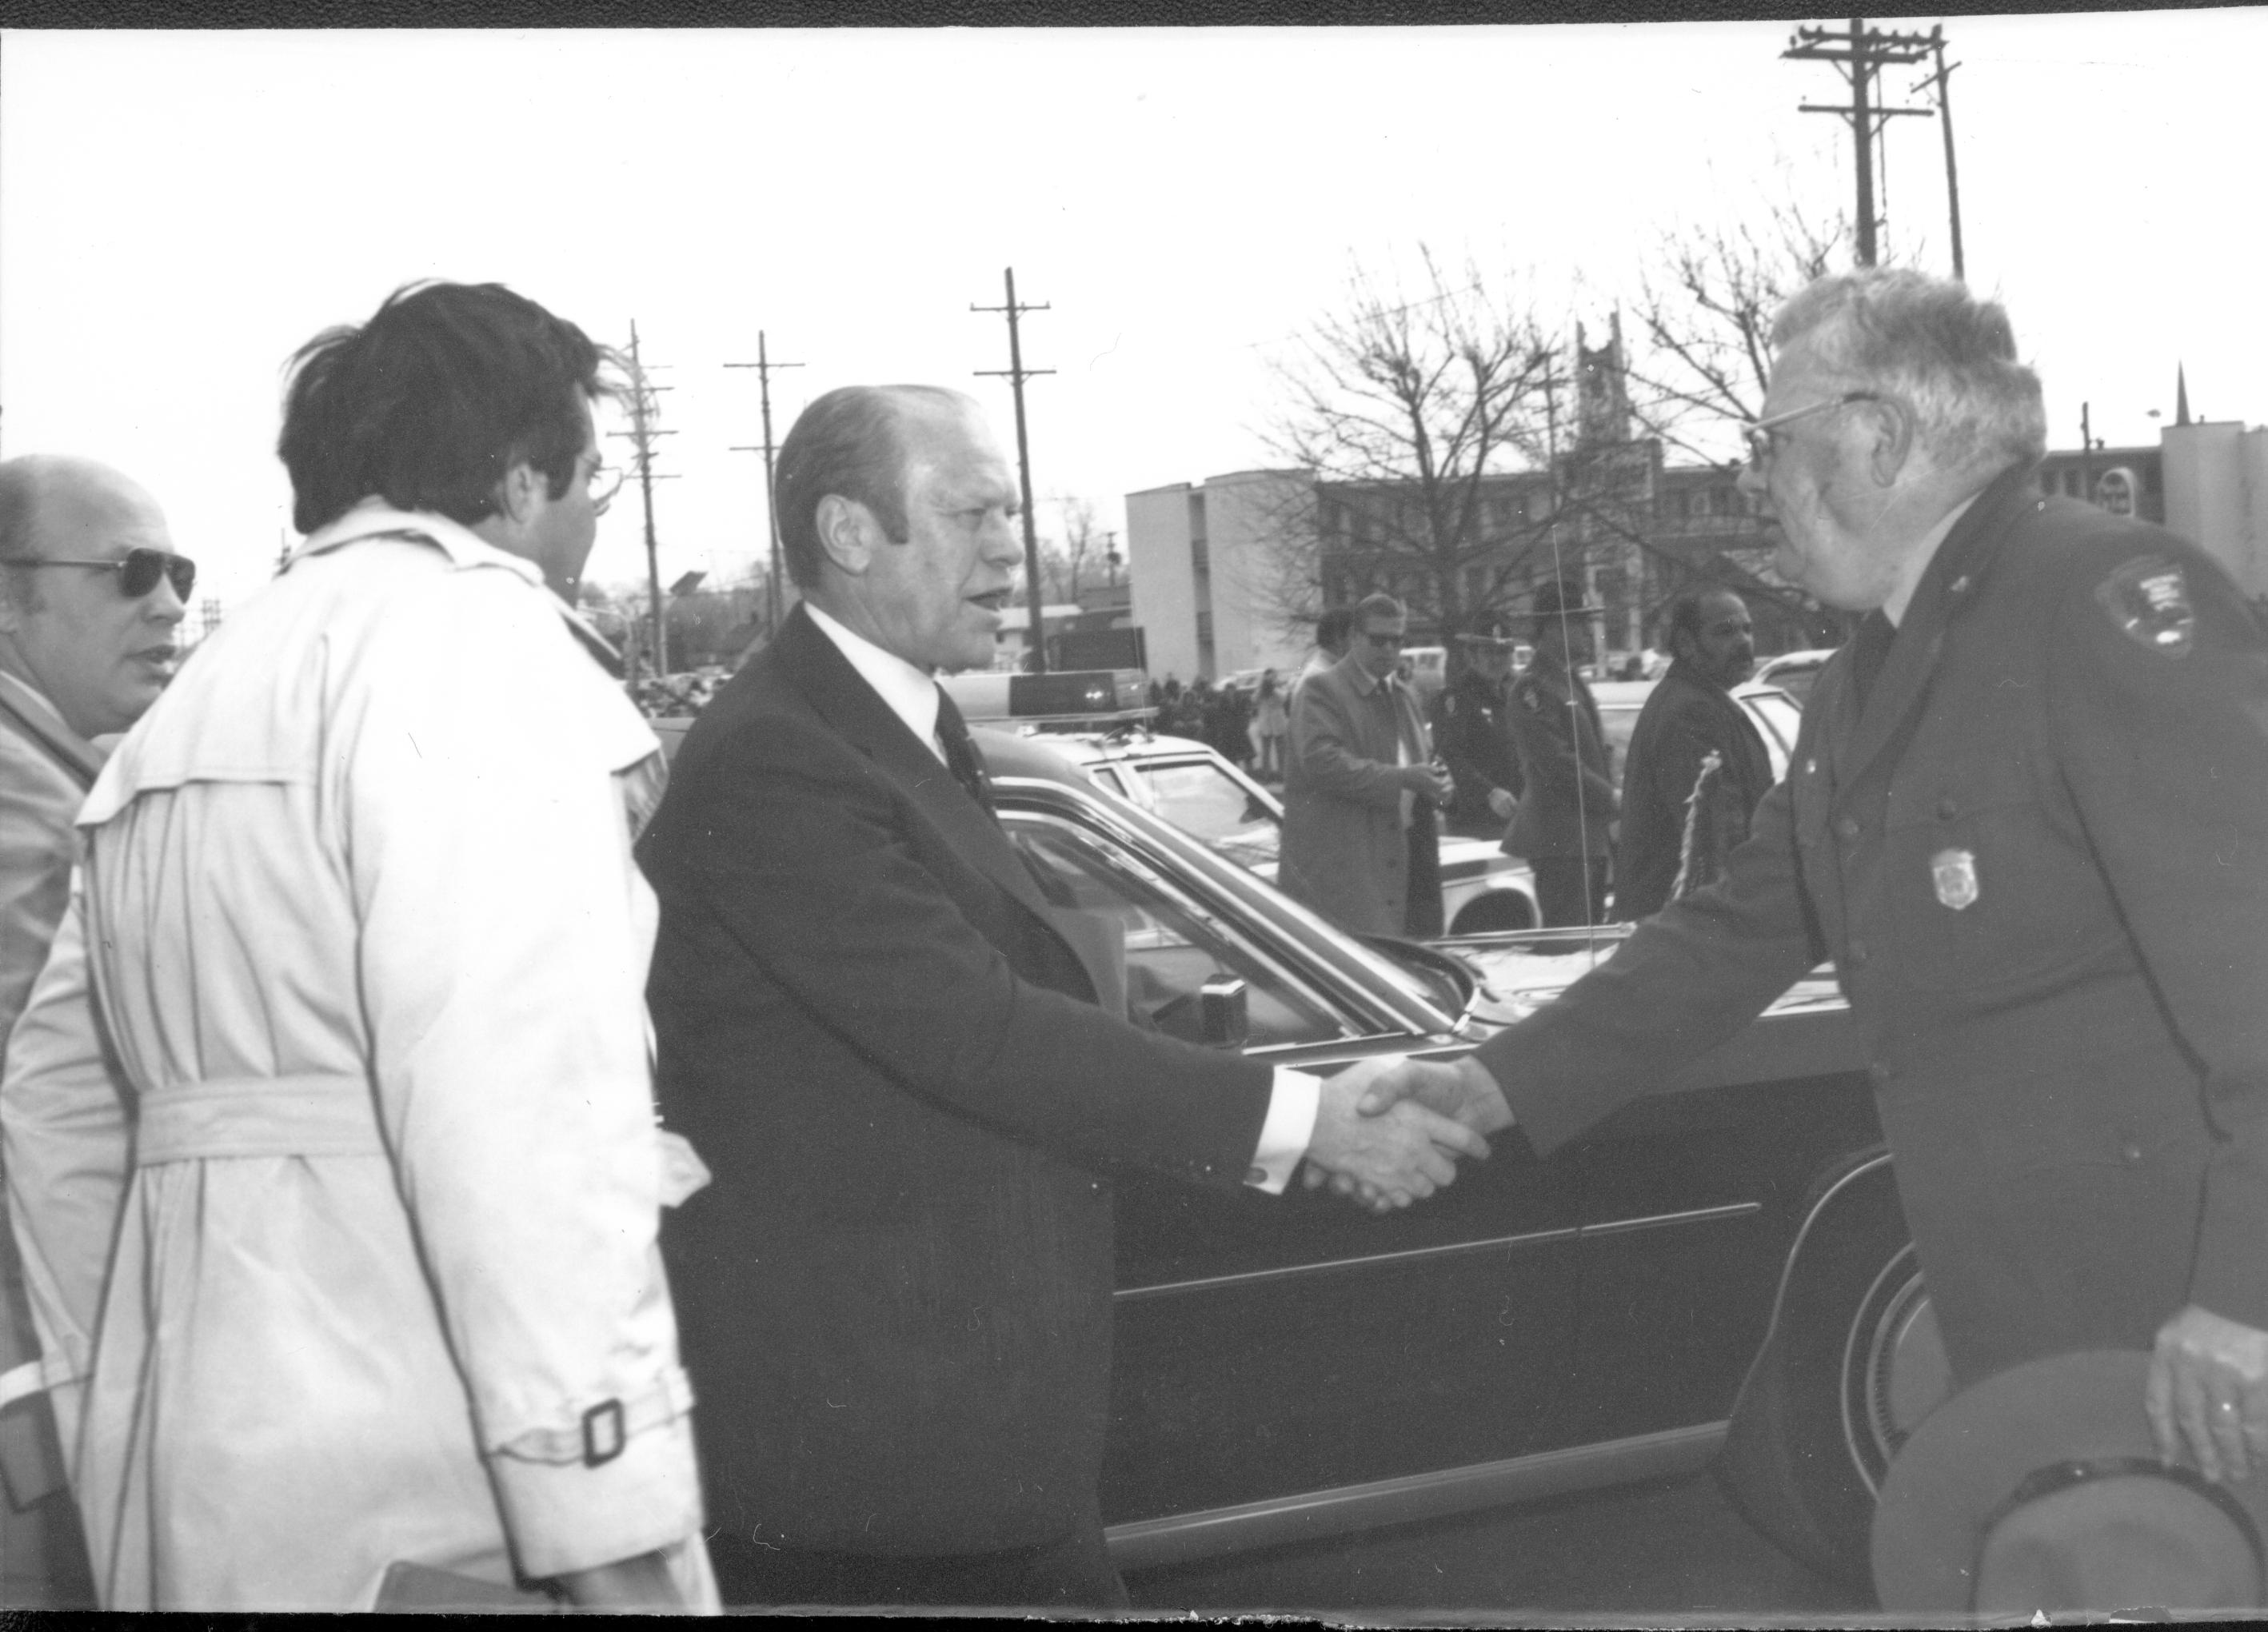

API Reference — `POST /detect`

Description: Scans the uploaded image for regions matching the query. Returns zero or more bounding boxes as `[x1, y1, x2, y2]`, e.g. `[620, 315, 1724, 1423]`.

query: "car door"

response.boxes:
[992, 790, 1587, 1534]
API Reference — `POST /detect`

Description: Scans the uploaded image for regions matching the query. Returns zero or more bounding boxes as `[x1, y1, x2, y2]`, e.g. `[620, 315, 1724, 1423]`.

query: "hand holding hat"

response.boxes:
[2150, 1303, 2268, 1485]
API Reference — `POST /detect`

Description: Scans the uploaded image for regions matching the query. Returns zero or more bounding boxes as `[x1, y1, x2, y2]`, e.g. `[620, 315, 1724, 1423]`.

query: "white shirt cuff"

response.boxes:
[1244, 1067, 1324, 1194]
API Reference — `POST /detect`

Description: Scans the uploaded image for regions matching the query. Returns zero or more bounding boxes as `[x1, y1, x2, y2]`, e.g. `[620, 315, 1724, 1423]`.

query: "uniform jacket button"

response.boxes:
[2121, 1142, 2144, 1165]
[1835, 816, 1861, 841]
[1936, 798, 1958, 821]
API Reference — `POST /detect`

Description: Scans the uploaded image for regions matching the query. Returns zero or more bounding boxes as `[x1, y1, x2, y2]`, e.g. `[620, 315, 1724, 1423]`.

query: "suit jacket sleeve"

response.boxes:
[2048, 545, 2268, 1329]
[1289, 672, 1404, 812]
[1474, 749, 1824, 1155]
[645, 709, 1275, 1187]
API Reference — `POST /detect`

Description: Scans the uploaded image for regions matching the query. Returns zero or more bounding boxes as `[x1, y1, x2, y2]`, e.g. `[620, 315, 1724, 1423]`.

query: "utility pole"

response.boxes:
[725, 332, 805, 639]
[972, 266, 1054, 675]
[612, 321, 680, 677]
[1785, 18, 1935, 267]
[1914, 26, 1967, 281]
[2080, 401, 2101, 502]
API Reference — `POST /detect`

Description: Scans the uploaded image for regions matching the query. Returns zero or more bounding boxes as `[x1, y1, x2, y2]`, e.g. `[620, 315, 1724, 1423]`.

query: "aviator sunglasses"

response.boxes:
[18, 546, 198, 601]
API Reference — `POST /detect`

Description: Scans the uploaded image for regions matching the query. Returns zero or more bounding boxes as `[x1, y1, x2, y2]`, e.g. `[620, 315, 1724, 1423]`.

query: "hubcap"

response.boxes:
[1840, 1247, 1951, 1498]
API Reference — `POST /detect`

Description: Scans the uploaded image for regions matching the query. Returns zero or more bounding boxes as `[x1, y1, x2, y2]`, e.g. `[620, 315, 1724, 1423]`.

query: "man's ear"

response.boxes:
[491, 460, 541, 529]
[1866, 397, 1917, 488]
[813, 494, 876, 577]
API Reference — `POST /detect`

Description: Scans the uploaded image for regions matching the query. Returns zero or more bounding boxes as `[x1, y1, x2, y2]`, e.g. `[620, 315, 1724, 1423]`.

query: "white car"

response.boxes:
[1752, 648, 1839, 709]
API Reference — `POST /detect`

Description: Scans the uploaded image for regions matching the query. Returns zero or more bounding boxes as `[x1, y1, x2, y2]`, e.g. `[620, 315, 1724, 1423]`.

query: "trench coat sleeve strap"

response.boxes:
[0, 883, 129, 1484]
[1471, 768, 1823, 1157]
[1289, 672, 1406, 812]
[2047, 548, 2268, 1331]
[647, 708, 1273, 1186]
[342, 573, 700, 1579]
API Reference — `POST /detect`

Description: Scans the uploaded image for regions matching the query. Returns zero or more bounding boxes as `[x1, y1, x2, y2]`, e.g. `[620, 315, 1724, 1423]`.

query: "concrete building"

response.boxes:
[1125, 469, 1312, 685]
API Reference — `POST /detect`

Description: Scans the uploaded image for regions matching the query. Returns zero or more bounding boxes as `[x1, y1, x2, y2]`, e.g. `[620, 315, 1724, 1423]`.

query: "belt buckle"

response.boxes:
[581, 1399, 625, 1467]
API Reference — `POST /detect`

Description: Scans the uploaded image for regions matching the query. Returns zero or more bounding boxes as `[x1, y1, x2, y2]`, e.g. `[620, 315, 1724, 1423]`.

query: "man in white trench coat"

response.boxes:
[0, 281, 716, 1612]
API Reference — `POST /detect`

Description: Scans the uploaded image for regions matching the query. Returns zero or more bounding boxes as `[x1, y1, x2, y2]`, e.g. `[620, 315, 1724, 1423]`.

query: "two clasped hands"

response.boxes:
[1299, 1055, 1511, 1213]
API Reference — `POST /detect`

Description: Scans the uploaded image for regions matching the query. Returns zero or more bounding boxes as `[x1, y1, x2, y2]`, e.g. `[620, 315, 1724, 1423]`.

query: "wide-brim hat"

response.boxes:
[1513, 576, 1603, 625]
[1872, 1348, 2268, 1614]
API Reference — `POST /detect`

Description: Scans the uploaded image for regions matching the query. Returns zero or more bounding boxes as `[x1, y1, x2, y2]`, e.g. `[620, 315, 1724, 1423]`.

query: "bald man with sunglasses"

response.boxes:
[0, 453, 186, 1608]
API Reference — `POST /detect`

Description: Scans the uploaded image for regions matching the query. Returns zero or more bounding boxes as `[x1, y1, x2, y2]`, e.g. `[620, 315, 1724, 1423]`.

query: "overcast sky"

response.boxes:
[2, 13, 2261, 616]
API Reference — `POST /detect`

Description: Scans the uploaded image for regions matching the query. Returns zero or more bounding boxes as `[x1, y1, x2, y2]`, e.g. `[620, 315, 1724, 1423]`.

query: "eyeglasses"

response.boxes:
[17, 546, 197, 601]
[1740, 391, 1884, 469]
[1359, 628, 1405, 648]
[586, 460, 625, 517]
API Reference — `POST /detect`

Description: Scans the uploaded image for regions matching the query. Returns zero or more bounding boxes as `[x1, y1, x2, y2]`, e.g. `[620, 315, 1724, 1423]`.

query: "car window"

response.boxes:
[1123, 760, 1281, 871]
[1002, 810, 1351, 1049]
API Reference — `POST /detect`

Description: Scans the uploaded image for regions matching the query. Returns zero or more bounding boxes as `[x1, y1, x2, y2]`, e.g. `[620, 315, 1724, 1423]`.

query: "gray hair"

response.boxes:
[1772, 268, 2046, 474]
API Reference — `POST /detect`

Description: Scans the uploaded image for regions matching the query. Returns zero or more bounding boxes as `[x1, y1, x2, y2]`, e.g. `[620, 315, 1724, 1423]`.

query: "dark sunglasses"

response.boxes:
[20, 547, 197, 601]
[1360, 628, 1406, 648]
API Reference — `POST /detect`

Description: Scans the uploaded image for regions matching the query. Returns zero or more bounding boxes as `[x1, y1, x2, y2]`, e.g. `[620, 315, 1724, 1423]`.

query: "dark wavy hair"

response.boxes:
[774, 385, 970, 589]
[278, 281, 611, 535]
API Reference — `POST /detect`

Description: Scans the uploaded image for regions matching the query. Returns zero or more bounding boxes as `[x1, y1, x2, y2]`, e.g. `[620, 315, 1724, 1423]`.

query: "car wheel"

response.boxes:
[1713, 1151, 1951, 1592]
[1447, 891, 1535, 935]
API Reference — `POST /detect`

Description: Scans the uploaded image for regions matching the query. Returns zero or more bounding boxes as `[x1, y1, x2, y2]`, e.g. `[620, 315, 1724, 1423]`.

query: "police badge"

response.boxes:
[2094, 555, 2196, 658]
[1931, 848, 1979, 911]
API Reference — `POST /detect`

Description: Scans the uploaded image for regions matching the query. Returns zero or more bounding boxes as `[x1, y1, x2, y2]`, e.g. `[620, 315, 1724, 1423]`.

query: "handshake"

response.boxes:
[1300, 1055, 1514, 1214]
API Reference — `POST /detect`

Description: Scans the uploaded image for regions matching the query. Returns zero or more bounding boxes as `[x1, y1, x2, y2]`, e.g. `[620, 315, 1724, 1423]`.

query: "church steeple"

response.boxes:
[2176, 364, 2192, 427]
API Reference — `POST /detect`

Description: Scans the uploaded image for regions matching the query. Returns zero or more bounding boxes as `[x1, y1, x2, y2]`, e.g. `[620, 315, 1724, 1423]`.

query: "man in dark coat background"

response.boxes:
[1372, 265, 2268, 1499]
[1503, 577, 1617, 926]
[1435, 615, 1524, 841]
[1615, 585, 1774, 920]
[636, 385, 1485, 1610]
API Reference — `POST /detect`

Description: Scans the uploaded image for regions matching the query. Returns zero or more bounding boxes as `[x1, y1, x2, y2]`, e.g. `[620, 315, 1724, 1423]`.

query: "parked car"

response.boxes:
[1590, 680, 1805, 793]
[1013, 726, 1541, 936]
[1753, 648, 1840, 710]
[967, 728, 1935, 1587]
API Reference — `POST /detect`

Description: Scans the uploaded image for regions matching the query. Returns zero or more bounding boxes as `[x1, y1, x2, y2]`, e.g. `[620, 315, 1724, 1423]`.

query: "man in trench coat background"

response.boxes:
[1279, 591, 1452, 937]
[637, 385, 1485, 1610]
[1372, 265, 2268, 1500]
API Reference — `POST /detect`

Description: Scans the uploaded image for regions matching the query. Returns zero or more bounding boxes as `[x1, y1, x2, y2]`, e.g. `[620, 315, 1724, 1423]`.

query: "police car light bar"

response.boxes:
[938, 668, 1152, 728]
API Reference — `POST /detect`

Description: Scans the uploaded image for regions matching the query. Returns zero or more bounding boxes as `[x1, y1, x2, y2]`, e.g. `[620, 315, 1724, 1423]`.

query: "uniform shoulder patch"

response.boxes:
[1520, 686, 1543, 713]
[2094, 554, 2195, 657]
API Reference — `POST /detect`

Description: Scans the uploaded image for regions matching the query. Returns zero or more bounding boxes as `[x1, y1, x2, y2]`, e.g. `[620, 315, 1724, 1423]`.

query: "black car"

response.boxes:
[972, 726, 1943, 1590]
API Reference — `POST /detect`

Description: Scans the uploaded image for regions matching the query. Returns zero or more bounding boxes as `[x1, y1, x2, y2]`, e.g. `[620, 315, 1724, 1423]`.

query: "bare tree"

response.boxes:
[1623, 199, 1849, 468]
[1024, 495, 1105, 608]
[1256, 248, 1567, 643]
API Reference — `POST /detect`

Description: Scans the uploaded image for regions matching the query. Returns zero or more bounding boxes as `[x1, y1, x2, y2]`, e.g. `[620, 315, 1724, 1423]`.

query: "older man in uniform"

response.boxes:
[1435, 615, 1525, 840]
[1615, 585, 1773, 920]
[0, 456, 181, 1608]
[1503, 577, 1617, 927]
[1380, 266, 2268, 1498]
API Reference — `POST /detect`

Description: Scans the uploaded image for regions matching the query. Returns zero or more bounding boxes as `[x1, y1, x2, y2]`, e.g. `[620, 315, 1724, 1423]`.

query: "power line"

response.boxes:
[1912, 26, 1967, 281]
[1784, 18, 1936, 268]
[725, 332, 805, 639]
[972, 266, 1055, 675]
[609, 320, 681, 676]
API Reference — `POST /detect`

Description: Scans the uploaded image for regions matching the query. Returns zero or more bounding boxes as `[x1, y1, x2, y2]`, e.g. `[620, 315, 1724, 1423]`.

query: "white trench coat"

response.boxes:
[0, 505, 716, 1611]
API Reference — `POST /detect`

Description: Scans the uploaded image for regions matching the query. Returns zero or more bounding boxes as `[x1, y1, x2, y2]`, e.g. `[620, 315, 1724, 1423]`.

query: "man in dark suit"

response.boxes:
[1371, 267, 2268, 1498]
[1503, 577, 1617, 927]
[636, 385, 1487, 1610]
[1614, 585, 1774, 920]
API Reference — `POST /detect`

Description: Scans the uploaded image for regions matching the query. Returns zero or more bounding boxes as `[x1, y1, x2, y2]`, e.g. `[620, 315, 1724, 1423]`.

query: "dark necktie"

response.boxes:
[1850, 610, 1897, 715]
[933, 687, 998, 820]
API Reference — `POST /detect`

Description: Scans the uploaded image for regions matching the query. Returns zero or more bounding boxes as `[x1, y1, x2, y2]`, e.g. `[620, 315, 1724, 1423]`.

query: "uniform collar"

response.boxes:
[290, 499, 625, 676]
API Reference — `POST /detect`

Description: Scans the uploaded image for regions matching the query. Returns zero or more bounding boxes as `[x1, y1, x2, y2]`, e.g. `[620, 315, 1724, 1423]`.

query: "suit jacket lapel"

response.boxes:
[1833, 465, 2036, 795]
[0, 681, 103, 791]
[775, 608, 1060, 925]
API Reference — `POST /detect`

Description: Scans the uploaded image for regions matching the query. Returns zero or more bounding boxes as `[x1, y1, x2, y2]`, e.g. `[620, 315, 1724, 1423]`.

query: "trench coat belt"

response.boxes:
[134, 1074, 384, 1166]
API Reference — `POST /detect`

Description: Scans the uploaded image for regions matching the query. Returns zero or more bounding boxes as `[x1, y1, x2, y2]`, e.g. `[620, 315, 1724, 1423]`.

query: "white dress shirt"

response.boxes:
[803, 602, 1323, 1191]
